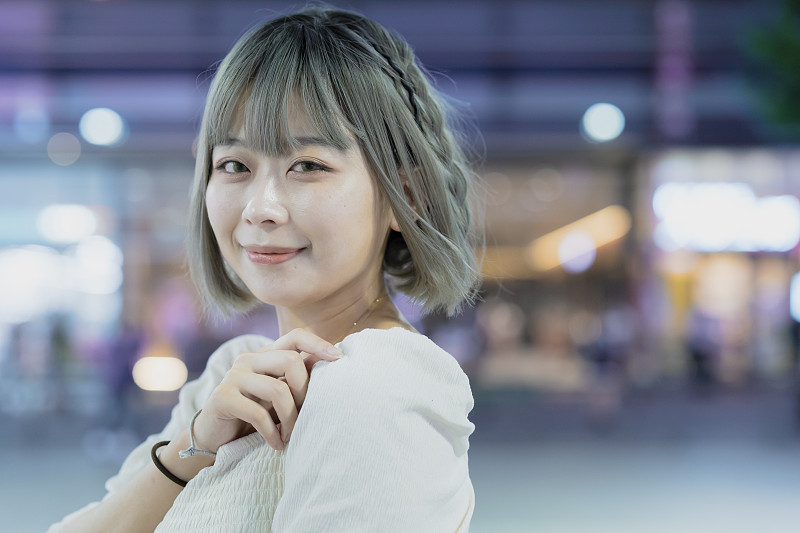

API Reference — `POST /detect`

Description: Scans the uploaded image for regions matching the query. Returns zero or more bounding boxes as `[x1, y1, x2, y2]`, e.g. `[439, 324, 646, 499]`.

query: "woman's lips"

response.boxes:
[245, 248, 304, 265]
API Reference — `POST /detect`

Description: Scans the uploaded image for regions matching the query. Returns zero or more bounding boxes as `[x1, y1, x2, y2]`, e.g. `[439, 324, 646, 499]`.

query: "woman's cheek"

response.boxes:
[205, 185, 236, 245]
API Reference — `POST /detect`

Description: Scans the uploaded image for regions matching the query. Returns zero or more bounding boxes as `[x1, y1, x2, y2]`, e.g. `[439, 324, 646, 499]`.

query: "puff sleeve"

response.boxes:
[271, 329, 475, 533]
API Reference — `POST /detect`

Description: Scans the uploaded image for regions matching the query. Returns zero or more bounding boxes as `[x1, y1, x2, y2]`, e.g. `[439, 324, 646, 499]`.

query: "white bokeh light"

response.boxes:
[581, 103, 625, 142]
[752, 195, 800, 252]
[79, 107, 126, 146]
[37, 204, 98, 244]
[653, 221, 682, 252]
[652, 182, 800, 252]
[791, 273, 800, 322]
[558, 230, 597, 273]
[67, 236, 124, 295]
[0, 246, 62, 324]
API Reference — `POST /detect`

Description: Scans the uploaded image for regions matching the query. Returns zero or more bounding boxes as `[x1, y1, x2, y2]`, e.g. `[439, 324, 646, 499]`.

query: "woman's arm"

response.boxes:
[47, 334, 269, 533]
[49, 330, 341, 532]
[58, 428, 215, 533]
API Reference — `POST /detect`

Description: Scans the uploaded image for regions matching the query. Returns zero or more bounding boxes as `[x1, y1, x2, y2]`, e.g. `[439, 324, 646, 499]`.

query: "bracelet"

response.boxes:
[179, 408, 217, 459]
[151, 441, 188, 488]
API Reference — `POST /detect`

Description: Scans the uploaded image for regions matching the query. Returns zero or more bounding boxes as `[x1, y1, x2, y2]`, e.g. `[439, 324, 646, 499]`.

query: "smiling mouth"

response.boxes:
[245, 247, 305, 265]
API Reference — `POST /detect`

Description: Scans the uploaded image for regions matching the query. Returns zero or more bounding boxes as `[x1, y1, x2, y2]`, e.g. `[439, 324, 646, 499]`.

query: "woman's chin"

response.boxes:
[248, 288, 305, 309]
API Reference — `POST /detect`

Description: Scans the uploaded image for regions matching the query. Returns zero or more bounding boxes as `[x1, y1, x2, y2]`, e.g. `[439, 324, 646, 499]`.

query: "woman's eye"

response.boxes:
[291, 160, 329, 173]
[217, 160, 248, 174]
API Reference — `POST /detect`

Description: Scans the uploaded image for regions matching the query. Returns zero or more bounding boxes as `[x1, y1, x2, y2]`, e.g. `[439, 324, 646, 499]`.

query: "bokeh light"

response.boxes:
[47, 132, 81, 165]
[79, 107, 126, 146]
[752, 195, 800, 252]
[791, 272, 800, 323]
[581, 103, 625, 142]
[558, 230, 597, 273]
[132, 356, 188, 392]
[0, 246, 62, 324]
[68, 235, 124, 295]
[526, 205, 632, 272]
[37, 204, 98, 244]
[652, 182, 800, 252]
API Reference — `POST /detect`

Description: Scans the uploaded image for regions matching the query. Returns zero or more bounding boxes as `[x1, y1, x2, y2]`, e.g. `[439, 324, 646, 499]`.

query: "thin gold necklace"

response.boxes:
[337, 293, 386, 345]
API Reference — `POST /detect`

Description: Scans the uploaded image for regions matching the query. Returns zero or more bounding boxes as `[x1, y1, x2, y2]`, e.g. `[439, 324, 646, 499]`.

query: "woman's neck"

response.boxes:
[274, 284, 395, 345]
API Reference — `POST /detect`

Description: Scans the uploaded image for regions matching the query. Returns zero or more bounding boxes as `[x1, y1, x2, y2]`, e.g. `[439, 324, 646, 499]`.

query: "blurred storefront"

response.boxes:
[469, 148, 800, 424]
[641, 149, 800, 387]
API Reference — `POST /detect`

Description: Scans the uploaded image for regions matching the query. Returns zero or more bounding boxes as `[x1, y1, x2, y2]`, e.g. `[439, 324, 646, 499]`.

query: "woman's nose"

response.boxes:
[242, 176, 289, 225]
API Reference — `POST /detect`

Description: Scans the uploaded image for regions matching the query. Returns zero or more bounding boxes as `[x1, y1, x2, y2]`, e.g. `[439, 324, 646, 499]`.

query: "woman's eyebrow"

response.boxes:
[293, 136, 348, 152]
[216, 137, 245, 148]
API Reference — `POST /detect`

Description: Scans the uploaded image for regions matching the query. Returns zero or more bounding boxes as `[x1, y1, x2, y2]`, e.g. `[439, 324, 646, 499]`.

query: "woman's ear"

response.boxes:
[389, 180, 418, 233]
[389, 211, 402, 232]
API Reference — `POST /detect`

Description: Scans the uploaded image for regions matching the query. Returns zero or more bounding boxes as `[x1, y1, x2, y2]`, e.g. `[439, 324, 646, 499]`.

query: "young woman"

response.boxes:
[50, 5, 484, 532]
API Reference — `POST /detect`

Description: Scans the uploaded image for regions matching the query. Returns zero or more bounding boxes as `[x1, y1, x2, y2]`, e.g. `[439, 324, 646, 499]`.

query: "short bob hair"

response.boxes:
[187, 5, 485, 318]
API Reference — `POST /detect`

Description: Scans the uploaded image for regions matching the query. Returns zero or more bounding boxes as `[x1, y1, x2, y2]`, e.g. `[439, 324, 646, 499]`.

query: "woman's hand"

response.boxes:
[192, 328, 344, 452]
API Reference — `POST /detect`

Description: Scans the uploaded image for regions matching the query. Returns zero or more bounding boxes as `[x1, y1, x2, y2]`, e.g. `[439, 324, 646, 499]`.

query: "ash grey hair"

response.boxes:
[187, 5, 485, 318]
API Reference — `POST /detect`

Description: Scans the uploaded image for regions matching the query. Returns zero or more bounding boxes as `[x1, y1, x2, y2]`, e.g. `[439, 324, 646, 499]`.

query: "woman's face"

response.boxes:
[205, 103, 395, 309]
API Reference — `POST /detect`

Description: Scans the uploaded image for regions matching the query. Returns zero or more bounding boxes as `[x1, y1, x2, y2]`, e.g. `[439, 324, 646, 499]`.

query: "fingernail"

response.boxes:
[283, 433, 290, 444]
[326, 346, 344, 358]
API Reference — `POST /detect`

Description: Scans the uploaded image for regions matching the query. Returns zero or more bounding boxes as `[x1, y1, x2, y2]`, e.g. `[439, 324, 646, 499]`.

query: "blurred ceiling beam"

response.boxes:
[0, 0, 783, 154]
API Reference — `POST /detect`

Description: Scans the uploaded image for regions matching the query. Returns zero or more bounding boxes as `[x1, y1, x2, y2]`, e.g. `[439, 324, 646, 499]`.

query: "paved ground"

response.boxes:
[3, 381, 799, 533]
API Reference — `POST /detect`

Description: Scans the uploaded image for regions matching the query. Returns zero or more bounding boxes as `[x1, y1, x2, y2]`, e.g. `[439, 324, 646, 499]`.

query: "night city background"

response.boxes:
[2, 1, 800, 531]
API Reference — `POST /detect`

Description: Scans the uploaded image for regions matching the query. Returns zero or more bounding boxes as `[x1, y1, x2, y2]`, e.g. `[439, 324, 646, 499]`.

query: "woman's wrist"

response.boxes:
[159, 428, 216, 483]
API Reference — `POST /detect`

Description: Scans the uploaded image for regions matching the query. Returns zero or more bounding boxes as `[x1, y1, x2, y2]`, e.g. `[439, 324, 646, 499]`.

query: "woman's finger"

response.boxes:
[200, 383, 283, 451]
[271, 328, 345, 391]
[236, 372, 299, 443]
[267, 327, 344, 361]
[236, 395, 284, 450]
[234, 349, 310, 408]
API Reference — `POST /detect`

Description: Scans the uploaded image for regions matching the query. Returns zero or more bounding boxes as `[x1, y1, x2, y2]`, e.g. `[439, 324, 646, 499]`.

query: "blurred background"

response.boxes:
[2, 0, 800, 531]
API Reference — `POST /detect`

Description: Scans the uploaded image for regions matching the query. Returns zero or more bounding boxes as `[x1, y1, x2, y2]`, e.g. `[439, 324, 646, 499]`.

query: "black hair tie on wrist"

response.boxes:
[151, 441, 188, 488]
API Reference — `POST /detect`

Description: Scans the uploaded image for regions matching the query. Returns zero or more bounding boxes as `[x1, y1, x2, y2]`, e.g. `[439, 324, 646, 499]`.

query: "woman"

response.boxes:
[50, 5, 483, 532]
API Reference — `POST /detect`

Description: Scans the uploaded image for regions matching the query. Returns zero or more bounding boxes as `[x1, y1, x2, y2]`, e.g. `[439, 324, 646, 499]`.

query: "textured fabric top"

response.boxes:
[48, 327, 476, 532]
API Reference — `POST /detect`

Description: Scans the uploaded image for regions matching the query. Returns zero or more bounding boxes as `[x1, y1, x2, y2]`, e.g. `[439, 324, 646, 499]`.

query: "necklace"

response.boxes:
[336, 293, 385, 345]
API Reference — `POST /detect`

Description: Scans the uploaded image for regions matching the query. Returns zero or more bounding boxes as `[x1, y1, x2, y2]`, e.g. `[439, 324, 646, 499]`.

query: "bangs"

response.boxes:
[204, 22, 357, 157]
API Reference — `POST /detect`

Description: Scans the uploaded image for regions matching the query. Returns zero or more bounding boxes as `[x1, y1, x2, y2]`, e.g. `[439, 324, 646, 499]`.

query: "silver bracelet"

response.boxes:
[179, 408, 217, 459]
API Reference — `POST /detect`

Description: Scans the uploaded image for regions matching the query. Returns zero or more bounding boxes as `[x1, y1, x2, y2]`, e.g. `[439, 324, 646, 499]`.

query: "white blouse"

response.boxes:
[48, 327, 476, 532]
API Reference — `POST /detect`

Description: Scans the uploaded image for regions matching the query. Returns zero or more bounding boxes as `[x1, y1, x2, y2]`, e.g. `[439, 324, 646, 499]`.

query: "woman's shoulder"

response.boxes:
[304, 326, 476, 454]
[325, 326, 474, 406]
[338, 327, 468, 376]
